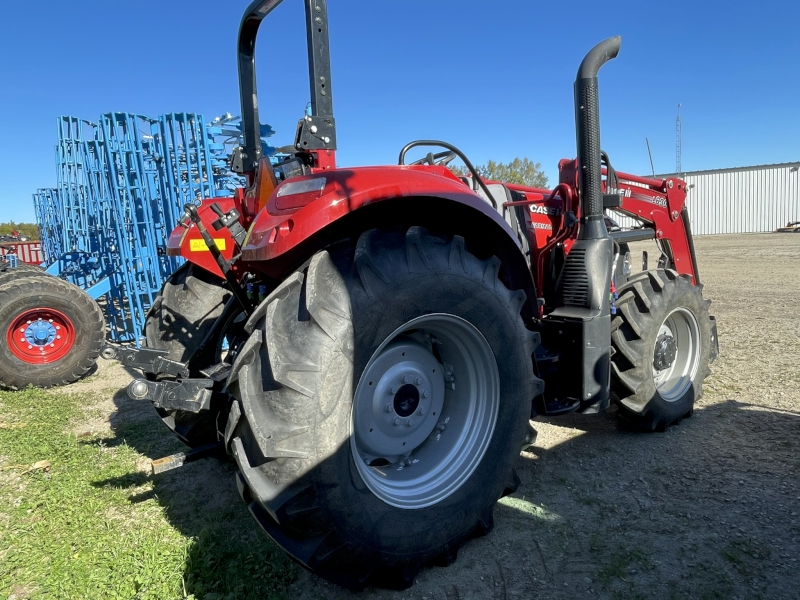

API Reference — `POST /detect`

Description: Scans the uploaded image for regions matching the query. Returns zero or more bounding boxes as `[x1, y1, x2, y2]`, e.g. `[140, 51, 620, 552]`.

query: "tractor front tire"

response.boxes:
[226, 227, 540, 589]
[610, 269, 712, 431]
[0, 277, 104, 389]
[145, 263, 242, 447]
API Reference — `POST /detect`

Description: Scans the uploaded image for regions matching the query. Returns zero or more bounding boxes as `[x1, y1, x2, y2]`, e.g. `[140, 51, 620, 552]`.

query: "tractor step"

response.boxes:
[542, 397, 581, 416]
[102, 344, 189, 378]
[150, 442, 225, 475]
[126, 378, 213, 412]
[200, 361, 233, 382]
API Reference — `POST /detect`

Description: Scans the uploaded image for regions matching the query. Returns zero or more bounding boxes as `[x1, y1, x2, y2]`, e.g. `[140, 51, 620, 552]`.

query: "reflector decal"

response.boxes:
[189, 238, 227, 252]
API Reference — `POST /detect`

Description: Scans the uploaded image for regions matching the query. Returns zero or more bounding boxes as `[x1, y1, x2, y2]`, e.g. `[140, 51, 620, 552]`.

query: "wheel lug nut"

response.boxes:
[407, 419, 414, 427]
[393, 418, 401, 426]
[384, 404, 392, 412]
[390, 387, 398, 394]
[422, 390, 428, 398]
[418, 408, 425, 416]
[403, 375, 412, 383]
[415, 377, 422, 385]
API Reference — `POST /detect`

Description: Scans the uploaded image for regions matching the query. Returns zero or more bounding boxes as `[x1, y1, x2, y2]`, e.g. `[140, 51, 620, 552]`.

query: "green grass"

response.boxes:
[0, 387, 297, 599]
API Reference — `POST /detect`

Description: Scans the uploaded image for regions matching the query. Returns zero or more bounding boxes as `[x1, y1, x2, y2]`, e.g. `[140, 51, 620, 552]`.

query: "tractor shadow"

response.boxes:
[90, 373, 800, 600]
[283, 399, 800, 600]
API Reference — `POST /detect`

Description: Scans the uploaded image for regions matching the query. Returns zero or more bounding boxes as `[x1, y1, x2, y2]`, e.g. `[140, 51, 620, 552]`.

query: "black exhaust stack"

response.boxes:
[548, 37, 621, 411]
[575, 36, 621, 240]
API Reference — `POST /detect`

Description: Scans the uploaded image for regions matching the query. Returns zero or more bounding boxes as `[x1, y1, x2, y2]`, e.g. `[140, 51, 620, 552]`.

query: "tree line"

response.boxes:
[0, 222, 39, 240]
[450, 157, 549, 189]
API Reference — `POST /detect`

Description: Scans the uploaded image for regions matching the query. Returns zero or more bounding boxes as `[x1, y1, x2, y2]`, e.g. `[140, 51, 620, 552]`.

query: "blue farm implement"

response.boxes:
[31, 112, 270, 345]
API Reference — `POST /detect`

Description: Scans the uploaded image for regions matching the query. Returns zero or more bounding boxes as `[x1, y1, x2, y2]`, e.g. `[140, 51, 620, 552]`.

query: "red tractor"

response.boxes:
[116, 0, 718, 589]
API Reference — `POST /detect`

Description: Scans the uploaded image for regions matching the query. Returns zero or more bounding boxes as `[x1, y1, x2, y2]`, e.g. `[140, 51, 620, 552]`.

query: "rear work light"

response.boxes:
[275, 177, 327, 210]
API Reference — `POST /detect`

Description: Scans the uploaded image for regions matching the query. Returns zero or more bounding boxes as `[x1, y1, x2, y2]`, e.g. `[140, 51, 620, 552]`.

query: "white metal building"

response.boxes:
[611, 162, 800, 235]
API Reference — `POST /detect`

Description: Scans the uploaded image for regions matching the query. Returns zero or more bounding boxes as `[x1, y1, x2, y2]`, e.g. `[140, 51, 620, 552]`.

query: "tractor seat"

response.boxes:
[459, 177, 531, 258]
[458, 177, 511, 223]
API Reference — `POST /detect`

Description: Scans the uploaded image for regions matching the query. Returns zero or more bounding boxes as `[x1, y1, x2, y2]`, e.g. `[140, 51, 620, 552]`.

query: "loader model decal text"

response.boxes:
[529, 205, 562, 217]
[606, 187, 632, 198]
[631, 192, 668, 208]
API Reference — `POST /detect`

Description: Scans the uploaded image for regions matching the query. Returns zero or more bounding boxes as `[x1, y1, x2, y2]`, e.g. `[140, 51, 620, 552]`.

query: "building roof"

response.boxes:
[655, 161, 800, 179]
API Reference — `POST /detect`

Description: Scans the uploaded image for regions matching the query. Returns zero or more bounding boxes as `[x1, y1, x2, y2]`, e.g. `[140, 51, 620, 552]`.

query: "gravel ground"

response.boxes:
[82, 232, 800, 600]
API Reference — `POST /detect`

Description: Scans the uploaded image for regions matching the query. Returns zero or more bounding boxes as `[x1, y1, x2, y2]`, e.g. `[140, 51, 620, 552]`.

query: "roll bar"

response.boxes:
[237, 0, 336, 173]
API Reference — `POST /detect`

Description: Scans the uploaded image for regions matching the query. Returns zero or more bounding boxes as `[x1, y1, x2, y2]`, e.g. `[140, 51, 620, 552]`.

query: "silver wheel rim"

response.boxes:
[351, 313, 499, 509]
[652, 307, 700, 402]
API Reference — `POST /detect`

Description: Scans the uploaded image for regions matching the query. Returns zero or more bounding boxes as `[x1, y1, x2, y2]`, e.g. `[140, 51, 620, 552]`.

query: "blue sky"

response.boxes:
[1, 0, 798, 223]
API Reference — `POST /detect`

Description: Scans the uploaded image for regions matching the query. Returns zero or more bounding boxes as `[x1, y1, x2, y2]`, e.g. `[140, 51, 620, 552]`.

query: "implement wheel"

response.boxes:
[226, 227, 540, 589]
[145, 263, 245, 447]
[0, 264, 50, 288]
[0, 277, 104, 389]
[610, 269, 712, 431]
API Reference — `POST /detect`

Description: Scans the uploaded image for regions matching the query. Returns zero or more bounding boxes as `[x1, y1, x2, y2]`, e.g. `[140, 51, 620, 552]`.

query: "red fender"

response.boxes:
[241, 165, 521, 262]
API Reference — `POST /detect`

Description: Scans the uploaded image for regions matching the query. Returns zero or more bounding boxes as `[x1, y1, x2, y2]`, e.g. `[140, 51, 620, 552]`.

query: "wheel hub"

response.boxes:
[351, 313, 500, 509]
[7, 309, 73, 364]
[653, 333, 678, 371]
[393, 384, 420, 417]
[353, 338, 446, 461]
[651, 308, 701, 403]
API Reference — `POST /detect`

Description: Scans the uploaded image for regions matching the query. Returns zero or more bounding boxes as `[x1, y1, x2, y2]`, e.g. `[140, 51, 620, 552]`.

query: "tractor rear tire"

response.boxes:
[226, 227, 540, 589]
[144, 263, 242, 448]
[0, 276, 105, 389]
[610, 269, 712, 431]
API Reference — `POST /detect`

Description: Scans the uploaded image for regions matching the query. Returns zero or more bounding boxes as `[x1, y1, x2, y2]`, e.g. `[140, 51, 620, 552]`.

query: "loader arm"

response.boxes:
[559, 158, 699, 284]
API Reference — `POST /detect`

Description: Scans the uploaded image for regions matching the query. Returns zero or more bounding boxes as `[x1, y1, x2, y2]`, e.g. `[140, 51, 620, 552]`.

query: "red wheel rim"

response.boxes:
[6, 308, 76, 364]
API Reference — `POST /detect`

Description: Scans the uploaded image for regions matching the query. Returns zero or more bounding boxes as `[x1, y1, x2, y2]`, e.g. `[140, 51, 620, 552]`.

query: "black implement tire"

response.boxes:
[610, 269, 712, 431]
[226, 227, 540, 589]
[0, 277, 104, 389]
[144, 263, 242, 447]
[0, 266, 50, 288]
